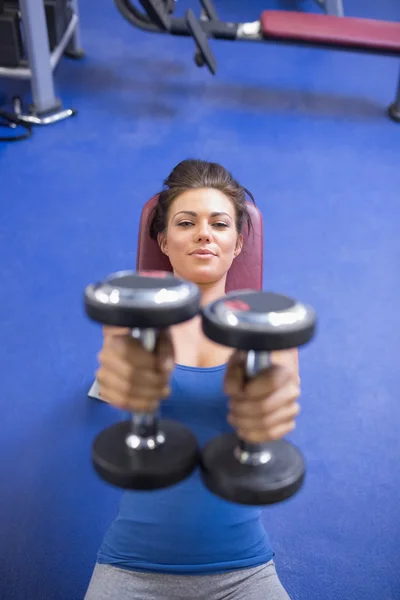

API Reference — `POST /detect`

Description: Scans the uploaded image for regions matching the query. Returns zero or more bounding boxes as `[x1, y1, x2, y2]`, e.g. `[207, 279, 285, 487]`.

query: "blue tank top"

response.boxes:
[97, 364, 274, 575]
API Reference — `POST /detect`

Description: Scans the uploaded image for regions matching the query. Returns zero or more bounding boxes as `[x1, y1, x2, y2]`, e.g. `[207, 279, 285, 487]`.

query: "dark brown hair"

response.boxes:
[149, 159, 255, 240]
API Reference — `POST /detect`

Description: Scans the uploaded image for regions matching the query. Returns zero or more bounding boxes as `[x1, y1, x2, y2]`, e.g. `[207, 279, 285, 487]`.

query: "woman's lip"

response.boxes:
[191, 250, 216, 255]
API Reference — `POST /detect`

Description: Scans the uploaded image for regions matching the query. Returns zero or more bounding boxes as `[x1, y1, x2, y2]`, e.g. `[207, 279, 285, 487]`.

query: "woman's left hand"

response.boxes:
[224, 349, 301, 444]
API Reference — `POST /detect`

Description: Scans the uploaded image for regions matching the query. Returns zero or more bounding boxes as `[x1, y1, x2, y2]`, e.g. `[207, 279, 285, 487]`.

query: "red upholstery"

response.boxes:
[260, 11, 400, 54]
[136, 195, 263, 292]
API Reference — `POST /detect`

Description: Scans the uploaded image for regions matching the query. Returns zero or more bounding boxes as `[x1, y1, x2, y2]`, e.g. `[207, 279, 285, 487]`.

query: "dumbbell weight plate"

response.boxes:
[85, 270, 201, 329]
[200, 435, 305, 505]
[201, 291, 316, 352]
[200, 290, 316, 506]
[92, 419, 199, 490]
[84, 270, 202, 490]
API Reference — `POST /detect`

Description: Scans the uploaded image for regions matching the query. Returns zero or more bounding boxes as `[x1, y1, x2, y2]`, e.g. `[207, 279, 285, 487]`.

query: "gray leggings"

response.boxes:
[84, 560, 291, 600]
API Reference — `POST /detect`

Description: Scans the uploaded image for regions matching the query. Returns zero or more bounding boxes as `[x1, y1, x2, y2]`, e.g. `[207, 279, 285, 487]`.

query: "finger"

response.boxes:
[236, 420, 296, 444]
[102, 326, 132, 338]
[96, 384, 161, 412]
[96, 369, 170, 400]
[97, 347, 135, 382]
[100, 338, 158, 371]
[98, 349, 170, 388]
[271, 348, 300, 377]
[267, 420, 296, 441]
[244, 364, 294, 399]
[229, 381, 301, 418]
[155, 329, 175, 374]
[224, 350, 246, 396]
[228, 401, 300, 431]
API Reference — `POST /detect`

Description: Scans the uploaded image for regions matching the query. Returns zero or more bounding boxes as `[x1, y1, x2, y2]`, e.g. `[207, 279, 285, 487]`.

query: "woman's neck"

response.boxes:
[172, 271, 226, 306]
[198, 280, 226, 306]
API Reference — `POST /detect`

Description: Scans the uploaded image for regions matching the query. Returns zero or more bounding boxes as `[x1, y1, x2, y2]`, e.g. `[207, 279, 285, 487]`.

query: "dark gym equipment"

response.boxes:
[200, 290, 317, 506]
[388, 73, 400, 123]
[85, 270, 202, 490]
[0, 3, 24, 68]
[113, 0, 400, 122]
[0, 0, 75, 66]
[0, 0, 82, 130]
[0, 103, 32, 141]
[45, 0, 72, 51]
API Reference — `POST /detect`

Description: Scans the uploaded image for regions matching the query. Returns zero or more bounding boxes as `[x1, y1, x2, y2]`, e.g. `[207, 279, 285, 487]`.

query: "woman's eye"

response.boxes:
[177, 221, 228, 228]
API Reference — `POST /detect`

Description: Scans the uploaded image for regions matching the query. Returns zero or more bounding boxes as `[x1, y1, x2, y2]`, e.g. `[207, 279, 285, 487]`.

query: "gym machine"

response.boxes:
[0, 0, 83, 128]
[84, 270, 317, 506]
[113, 0, 400, 123]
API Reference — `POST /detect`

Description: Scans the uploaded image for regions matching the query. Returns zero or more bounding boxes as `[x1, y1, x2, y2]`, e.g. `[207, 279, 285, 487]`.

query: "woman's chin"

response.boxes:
[192, 267, 225, 285]
[176, 265, 223, 285]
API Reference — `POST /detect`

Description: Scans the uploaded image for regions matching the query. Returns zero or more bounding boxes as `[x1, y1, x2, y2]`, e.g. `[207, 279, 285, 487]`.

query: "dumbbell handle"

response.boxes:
[234, 351, 274, 466]
[125, 328, 166, 451]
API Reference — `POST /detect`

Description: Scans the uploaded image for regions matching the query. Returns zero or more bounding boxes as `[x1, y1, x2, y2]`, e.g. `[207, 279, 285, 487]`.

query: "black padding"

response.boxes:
[0, 9, 23, 68]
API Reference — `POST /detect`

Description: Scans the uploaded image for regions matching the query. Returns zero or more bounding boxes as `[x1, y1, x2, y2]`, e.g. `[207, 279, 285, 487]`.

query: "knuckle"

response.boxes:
[131, 399, 158, 412]
[126, 365, 138, 385]
[268, 429, 281, 441]
[160, 372, 171, 387]
[122, 379, 134, 397]
[224, 379, 236, 395]
[292, 402, 301, 416]
[263, 365, 285, 388]
[248, 431, 265, 444]
[262, 414, 272, 428]
[124, 341, 137, 361]
[114, 397, 130, 410]
[160, 385, 171, 398]
[290, 382, 301, 399]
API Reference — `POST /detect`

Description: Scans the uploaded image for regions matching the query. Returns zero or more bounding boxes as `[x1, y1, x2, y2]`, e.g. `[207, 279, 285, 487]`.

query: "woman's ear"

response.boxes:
[157, 232, 168, 256]
[234, 233, 243, 258]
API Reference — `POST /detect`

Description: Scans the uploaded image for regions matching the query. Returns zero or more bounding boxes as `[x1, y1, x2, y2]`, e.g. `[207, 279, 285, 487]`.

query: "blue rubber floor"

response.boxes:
[1, 1, 400, 598]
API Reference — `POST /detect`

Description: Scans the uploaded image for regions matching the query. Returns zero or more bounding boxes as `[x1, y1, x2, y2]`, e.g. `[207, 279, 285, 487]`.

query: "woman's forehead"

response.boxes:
[170, 188, 235, 216]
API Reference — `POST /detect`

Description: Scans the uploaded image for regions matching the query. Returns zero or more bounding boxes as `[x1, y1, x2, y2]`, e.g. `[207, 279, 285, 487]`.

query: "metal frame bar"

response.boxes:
[0, 0, 81, 117]
[0, 15, 78, 80]
[315, 0, 344, 17]
[390, 67, 400, 119]
[66, 0, 84, 55]
[18, 0, 58, 113]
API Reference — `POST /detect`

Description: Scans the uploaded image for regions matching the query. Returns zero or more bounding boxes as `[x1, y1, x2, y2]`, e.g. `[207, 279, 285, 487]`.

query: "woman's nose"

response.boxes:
[195, 222, 212, 241]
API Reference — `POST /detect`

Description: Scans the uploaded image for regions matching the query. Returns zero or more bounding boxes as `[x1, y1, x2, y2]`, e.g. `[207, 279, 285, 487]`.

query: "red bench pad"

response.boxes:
[260, 11, 400, 54]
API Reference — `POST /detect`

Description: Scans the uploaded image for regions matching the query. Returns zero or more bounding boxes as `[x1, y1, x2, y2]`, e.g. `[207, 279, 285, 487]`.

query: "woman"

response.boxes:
[85, 159, 301, 600]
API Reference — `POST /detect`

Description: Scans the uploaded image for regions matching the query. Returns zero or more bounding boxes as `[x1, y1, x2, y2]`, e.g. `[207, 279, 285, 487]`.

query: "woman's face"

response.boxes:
[158, 188, 243, 285]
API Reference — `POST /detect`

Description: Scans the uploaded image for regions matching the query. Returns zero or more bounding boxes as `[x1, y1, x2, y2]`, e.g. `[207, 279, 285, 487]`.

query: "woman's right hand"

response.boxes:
[96, 327, 175, 412]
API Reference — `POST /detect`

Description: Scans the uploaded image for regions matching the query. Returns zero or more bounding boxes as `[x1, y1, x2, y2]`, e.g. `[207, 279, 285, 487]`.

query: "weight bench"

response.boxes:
[260, 11, 400, 56]
[259, 11, 400, 121]
[114, 1, 400, 122]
